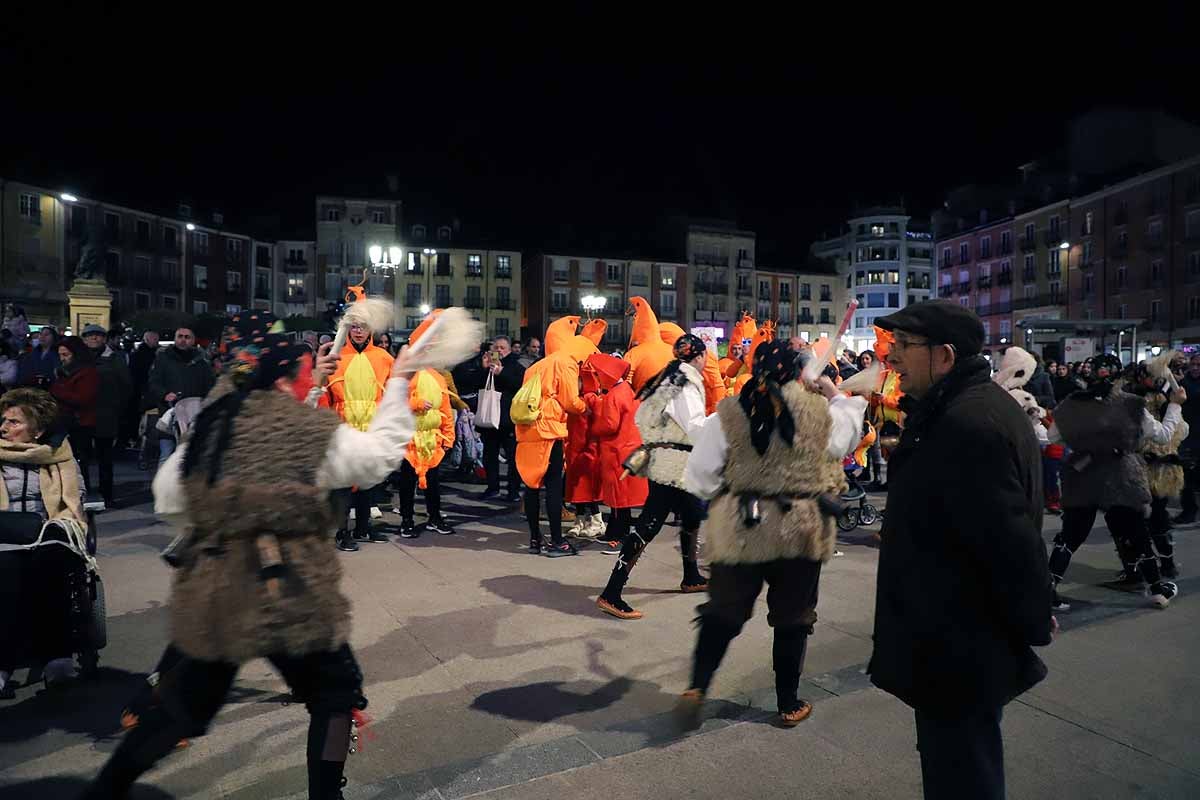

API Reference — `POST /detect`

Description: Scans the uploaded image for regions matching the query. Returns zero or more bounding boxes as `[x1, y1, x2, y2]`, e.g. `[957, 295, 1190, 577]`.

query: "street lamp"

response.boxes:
[368, 244, 402, 274]
[419, 303, 431, 315]
[1058, 241, 1069, 250]
[1151, 345, 1162, 357]
[581, 294, 607, 318]
[186, 223, 196, 231]
[60, 192, 78, 202]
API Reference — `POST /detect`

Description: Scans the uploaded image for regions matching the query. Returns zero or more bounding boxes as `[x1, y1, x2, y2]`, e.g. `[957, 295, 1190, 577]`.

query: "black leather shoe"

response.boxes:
[336, 530, 359, 552]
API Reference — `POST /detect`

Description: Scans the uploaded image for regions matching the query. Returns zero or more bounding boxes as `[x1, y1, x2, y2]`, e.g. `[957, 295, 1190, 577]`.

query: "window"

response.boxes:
[552, 259, 569, 282]
[136, 219, 151, 244]
[436, 252, 451, 276]
[287, 275, 305, 300]
[135, 292, 150, 310]
[1049, 280, 1062, 304]
[227, 271, 243, 291]
[1001, 231, 1011, 253]
[255, 244, 270, 267]
[405, 284, 421, 307]
[869, 270, 885, 284]
[1190, 297, 1200, 321]
[255, 270, 271, 297]
[551, 288, 569, 311]
[887, 270, 899, 284]
[999, 319, 1012, 339]
[19, 193, 41, 222]
[411, 224, 426, 239]
[226, 304, 241, 314]
[959, 296, 971, 308]
[661, 291, 677, 316]
[193, 231, 209, 255]
[435, 285, 451, 307]
[1048, 249, 1061, 275]
[779, 282, 790, 301]
[467, 254, 482, 275]
[1083, 272, 1095, 295]
[867, 292, 885, 307]
[1148, 219, 1164, 244]
[163, 260, 179, 284]
[438, 226, 451, 241]
[1117, 266, 1127, 289]
[1084, 211, 1094, 235]
[288, 247, 305, 263]
[324, 207, 342, 222]
[1025, 285, 1037, 301]
[194, 265, 208, 290]
[820, 284, 832, 302]
[737, 274, 752, 293]
[854, 272, 864, 287]
[162, 295, 178, 310]
[887, 292, 900, 307]
[135, 256, 151, 278]
[1082, 240, 1094, 265]
[494, 317, 509, 336]
[1049, 215, 1061, 238]
[1023, 254, 1035, 281]
[630, 264, 649, 286]
[887, 246, 898, 260]
[1152, 260, 1164, 283]
[226, 238, 244, 259]
[371, 209, 386, 224]
[660, 265, 675, 288]
[495, 286, 511, 308]
[163, 226, 178, 251]
[1150, 300, 1162, 324]
[1187, 210, 1200, 239]
[871, 223, 885, 237]
[1118, 304, 1128, 320]
[606, 262, 623, 283]
[820, 308, 832, 324]
[497, 255, 512, 277]
[407, 252, 422, 273]
[979, 236, 991, 258]
[758, 280, 771, 300]
[801, 283, 812, 299]
[193, 301, 208, 314]
[1191, 252, 1200, 276]
[1024, 222, 1035, 240]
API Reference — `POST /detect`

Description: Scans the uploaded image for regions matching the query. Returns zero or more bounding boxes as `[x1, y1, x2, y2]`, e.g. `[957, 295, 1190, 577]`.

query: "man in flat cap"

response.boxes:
[866, 300, 1053, 800]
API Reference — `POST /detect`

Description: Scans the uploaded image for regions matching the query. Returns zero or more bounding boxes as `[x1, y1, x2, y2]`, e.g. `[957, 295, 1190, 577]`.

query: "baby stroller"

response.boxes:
[837, 419, 879, 532]
[0, 498, 107, 688]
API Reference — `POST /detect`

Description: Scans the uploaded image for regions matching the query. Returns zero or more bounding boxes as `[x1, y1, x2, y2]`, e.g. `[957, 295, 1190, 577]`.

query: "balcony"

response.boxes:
[1111, 240, 1129, 257]
[404, 265, 425, 276]
[1019, 235, 1037, 253]
[463, 296, 484, 309]
[1022, 269, 1036, 284]
[758, 291, 772, 301]
[1188, 229, 1200, 243]
[977, 276, 992, 290]
[819, 314, 833, 325]
[1043, 229, 1064, 247]
[465, 265, 483, 278]
[285, 291, 306, 303]
[133, 236, 156, 253]
[1114, 209, 1129, 226]
[958, 281, 970, 295]
[435, 267, 453, 278]
[495, 269, 513, 280]
[820, 292, 832, 302]
[284, 257, 308, 272]
[254, 286, 271, 301]
[939, 257, 954, 269]
[938, 286, 953, 299]
[694, 254, 729, 267]
[977, 301, 1012, 317]
[736, 285, 753, 298]
[799, 290, 812, 301]
[1146, 236, 1166, 252]
[999, 241, 1013, 256]
[493, 297, 513, 310]
[798, 314, 815, 325]
[1012, 293, 1065, 311]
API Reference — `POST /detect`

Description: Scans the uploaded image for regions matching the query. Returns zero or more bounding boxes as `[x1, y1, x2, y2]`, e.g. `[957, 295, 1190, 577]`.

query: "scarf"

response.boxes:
[737, 339, 798, 456]
[897, 355, 992, 434]
[0, 438, 85, 523]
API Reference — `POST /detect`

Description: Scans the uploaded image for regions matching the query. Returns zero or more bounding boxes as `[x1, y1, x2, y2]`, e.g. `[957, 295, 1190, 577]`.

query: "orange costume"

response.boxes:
[404, 313, 456, 489]
[320, 330, 393, 431]
[514, 316, 592, 489]
[660, 321, 723, 414]
[623, 297, 674, 394]
[870, 325, 904, 430]
[565, 319, 608, 505]
[732, 320, 776, 395]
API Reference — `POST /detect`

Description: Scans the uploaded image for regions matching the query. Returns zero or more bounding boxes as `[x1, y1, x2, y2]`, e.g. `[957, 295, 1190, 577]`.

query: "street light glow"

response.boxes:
[388, 246, 402, 265]
[1151, 346, 1162, 356]
[368, 245, 383, 265]
[1058, 241, 1069, 250]
[60, 193, 78, 202]
[580, 294, 607, 312]
[419, 303, 431, 315]
[186, 223, 196, 231]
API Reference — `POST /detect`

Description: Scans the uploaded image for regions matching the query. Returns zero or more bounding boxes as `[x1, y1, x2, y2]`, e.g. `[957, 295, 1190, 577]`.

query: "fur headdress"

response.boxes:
[992, 347, 1044, 421]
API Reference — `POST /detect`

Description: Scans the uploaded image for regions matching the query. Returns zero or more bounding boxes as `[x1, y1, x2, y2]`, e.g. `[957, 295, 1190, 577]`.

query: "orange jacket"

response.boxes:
[514, 351, 587, 443]
[320, 339, 393, 430]
[624, 297, 673, 393]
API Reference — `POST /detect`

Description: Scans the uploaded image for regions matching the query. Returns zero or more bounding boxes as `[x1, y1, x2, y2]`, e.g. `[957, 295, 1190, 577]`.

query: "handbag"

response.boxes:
[476, 371, 502, 430]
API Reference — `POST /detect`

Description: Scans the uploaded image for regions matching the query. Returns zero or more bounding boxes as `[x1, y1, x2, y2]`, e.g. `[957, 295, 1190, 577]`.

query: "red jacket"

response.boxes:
[591, 379, 648, 509]
[565, 400, 602, 504]
[51, 365, 100, 429]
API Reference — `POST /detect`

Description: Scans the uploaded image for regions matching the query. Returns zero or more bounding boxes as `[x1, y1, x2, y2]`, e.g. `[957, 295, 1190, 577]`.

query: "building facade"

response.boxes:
[525, 253, 686, 348]
[811, 209, 932, 353]
[1, 179, 70, 324]
[752, 267, 848, 344]
[687, 221, 755, 339]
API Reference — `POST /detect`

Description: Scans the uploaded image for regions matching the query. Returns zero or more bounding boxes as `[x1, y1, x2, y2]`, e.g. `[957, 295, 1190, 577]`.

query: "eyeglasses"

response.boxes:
[890, 337, 931, 351]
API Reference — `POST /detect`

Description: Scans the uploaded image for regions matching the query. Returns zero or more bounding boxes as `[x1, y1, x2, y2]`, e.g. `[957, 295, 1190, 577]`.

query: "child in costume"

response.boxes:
[586, 352, 649, 552]
[565, 346, 605, 540]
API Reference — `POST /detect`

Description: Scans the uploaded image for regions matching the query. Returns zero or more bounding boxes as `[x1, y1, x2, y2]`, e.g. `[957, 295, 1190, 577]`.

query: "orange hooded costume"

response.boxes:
[870, 325, 904, 429]
[732, 320, 776, 395]
[514, 316, 592, 489]
[404, 312, 456, 489]
[623, 297, 674, 394]
[319, 295, 394, 431]
[660, 321, 723, 414]
[566, 318, 607, 505]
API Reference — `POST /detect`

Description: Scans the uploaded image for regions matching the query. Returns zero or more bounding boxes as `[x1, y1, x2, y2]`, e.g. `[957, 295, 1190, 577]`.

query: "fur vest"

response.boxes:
[703, 383, 846, 565]
[170, 390, 346, 663]
[634, 362, 705, 489]
[1055, 387, 1150, 510]
[1143, 392, 1189, 499]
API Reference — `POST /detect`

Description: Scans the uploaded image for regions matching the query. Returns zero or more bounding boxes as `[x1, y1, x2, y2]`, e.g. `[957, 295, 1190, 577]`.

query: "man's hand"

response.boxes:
[313, 342, 337, 385]
[164, 392, 178, 403]
[390, 344, 415, 382]
[1170, 386, 1187, 405]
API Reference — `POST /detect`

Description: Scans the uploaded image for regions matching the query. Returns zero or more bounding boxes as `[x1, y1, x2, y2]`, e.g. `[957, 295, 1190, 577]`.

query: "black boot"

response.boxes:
[307, 711, 351, 799]
[690, 616, 741, 696]
[335, 529, 359, 552]
[679, 529, 707, 592]
[772, 626, 810, 714]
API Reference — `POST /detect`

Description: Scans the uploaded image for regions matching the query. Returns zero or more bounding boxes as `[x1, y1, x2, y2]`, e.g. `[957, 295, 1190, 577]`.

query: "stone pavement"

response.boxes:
[1, 458, 1198, 799]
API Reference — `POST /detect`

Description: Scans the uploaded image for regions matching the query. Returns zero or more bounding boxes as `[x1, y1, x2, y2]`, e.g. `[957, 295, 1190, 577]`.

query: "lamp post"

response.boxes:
[581, 294, 607, 319]
[368, 244, 402, 275]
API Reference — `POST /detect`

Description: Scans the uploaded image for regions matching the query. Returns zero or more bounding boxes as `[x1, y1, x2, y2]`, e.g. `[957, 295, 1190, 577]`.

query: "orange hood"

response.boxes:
[588, 353, 628, 390]
[545, 316, 581, 356]
[730, 312, 757, 346]
[582, 318, 607, 345]
[627, 297, 660, 348]
[873, 325, 894, 361]
[659, 321, 685, 345]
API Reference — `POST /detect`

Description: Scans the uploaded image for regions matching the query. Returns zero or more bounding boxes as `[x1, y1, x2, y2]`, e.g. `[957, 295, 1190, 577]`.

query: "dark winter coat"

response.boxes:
[1178, 373, 1200, 458]
[1054, 386, 1151, 510]
[50, 364, 100, 430]
[17, 344, 59, 387]
[1051, 374, 1084, 407]
[492, 351, 526, 432]
[1025, 366, 1056, 409]
[869, 355, 1052, 717]
[129, 343, 160, 405]
[146, 346, 215, 413]
[451, 355, 489, 414]
[90, 346, 132, 438]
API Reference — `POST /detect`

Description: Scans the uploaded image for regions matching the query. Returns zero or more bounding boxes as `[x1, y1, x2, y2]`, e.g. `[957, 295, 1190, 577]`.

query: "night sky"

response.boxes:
[4, 15, 1194, 264]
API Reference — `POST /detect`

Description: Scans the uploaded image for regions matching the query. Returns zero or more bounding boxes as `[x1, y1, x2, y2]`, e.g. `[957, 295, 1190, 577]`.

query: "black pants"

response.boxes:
[70, 427, 115, 501]
[481, 426, 519, 495]
[525, 440, 564, 545]
[1049, 505, 1164, 588]
[605, 507, 634, 543]
[0, 545, 76, 670]
[914, 705, 1005, 800]
[1180, 455, 1199, 517]
[88, 644, 365, 800]
[601, 481, 706, 601]
[397, 459, 441, 522]
[690, 557, 821, 713]
[1148, 496, 1176, 571]
[336, 485, 377, 534]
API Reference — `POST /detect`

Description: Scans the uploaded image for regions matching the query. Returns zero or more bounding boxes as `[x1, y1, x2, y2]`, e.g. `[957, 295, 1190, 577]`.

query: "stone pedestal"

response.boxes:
[67, 278, 112, 335]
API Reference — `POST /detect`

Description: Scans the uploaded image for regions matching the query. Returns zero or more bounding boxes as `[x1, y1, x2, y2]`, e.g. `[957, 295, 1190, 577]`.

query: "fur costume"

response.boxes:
[633, 360, 705, 490]
[993, 347, 1049, 440]
[703, 383, 846, 565]
[172, 389, 345, 663]
[1142, 390, 1189, 499]
[660, 321, 724, 414]
[1054, 384, 1150, 510]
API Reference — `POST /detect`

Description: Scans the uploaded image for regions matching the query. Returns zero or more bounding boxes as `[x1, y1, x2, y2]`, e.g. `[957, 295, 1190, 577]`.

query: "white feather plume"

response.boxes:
[838, 361, 882, 397]
[397, 307, 486, 372]
[1148, 349, 1179, 381]
[330, 297, 395, 355]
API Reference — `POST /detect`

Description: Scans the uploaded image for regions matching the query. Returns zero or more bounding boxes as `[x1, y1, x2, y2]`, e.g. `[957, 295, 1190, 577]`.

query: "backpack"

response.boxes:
[510, 370, 543, 426]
